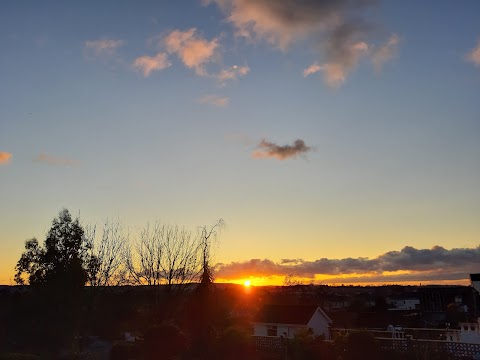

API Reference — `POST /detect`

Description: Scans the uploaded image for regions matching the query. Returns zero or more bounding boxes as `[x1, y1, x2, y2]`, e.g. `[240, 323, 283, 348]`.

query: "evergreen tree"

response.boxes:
[15, 208, 92, 289]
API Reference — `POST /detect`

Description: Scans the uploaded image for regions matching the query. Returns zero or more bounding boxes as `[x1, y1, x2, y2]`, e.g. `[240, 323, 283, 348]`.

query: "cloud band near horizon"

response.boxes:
[214, 245, 480, 283]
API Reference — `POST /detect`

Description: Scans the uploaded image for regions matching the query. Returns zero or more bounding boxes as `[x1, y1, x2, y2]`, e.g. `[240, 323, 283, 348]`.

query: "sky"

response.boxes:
[1, 0, 479, 286]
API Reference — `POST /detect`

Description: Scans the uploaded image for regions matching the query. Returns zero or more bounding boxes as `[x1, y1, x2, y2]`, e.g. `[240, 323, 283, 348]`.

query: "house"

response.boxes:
[444, 318, 480, 344]
[253, 304, 332, 339]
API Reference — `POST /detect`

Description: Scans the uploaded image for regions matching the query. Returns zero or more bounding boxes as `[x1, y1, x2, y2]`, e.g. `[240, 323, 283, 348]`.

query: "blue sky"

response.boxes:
[1, 0, 479, 285]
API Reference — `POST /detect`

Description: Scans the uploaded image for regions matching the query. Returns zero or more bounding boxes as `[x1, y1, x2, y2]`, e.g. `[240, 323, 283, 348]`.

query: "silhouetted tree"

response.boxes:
[197, 219, 224, 288]
[13, 209, 94, 354]
[185, 220, 224, 358]
[14, 209, 91, 290]
[283, 274, 305, 287]
[125, 223, 202, 292]
[85, 219, 129, 287]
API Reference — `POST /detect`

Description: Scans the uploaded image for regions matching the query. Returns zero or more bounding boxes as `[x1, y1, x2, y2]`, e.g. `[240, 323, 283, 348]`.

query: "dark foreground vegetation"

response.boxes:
[0, 210, 475, 359]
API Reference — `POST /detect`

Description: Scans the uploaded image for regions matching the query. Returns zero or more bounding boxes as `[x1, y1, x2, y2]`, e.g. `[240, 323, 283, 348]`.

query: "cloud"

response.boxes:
[216, 65, 250, 85]
[164, 28, 219, 76]
[34, 153, 78, 166]
[466, 38, 480, 66]
[133, 52, 171, 77]
[252, 139, 312, 160]
[303, 63, 322, 77]
[84, 39, 124, 57]
[214, 245, 480, 283]
[205, 0, 364, 50]
[372, 33, 399, 71]
[280, 258, 304, 265]
[199, 94, 230, 107]
[319, 23, 371, 86]
[206, 0, 397, 86]
[0, 152, 12, 165]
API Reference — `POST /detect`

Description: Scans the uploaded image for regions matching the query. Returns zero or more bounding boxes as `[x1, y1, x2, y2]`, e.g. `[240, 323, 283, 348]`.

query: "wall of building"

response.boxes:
[308, 310, 331, 339]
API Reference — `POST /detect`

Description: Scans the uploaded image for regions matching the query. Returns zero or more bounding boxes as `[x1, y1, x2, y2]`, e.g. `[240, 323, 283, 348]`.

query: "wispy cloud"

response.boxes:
[164, 28, 219, 76]
[303, 63, 322, 77]
[206, 0, 398, 86]
[466, 38, 480, 66]
[84, 39, 124, 58]
[372, 33, 400, 72]
[252, 139, 312, 160]
[0, 152, 12, 165]
[34, 152, 78, 166]
[199, 94, 230, 107]
[215, 245, 480, 284]
[132, 52, 171, 77]
[216, 65, 250, 85]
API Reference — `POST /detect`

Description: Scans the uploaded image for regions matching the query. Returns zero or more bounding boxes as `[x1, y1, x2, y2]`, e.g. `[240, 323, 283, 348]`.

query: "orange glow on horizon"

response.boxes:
[214, 273, 470, 287]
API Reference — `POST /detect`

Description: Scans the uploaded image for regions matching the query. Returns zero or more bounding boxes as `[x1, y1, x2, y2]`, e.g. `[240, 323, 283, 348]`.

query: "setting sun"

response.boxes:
[243, 280, 251, 287]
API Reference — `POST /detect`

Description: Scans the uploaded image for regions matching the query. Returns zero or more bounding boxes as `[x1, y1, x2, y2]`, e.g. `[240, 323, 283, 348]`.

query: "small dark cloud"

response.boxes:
[252, 139, 312, 160]
[280, 258, 304, 264]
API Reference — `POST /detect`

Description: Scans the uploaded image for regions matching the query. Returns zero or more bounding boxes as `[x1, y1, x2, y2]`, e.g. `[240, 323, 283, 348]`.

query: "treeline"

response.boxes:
[15, 209, 224, 289]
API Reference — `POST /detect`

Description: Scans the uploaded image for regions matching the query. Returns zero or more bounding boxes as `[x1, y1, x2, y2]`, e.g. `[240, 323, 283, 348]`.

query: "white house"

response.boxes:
[253, 304, 332, 340]
[444, 318, 480, 344]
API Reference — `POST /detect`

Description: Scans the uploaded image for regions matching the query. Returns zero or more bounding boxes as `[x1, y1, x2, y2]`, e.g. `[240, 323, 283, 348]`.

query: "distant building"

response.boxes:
[418, 286, 477, 313]
[470, 274, 480, 294]
[417, 286, 478, 325]
[387, 297, 420, 310]
[252, 304, 332, 339]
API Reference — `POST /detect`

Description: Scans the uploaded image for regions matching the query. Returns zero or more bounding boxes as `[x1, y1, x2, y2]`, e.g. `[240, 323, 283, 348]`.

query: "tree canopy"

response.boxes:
[14, 209, 92, 289]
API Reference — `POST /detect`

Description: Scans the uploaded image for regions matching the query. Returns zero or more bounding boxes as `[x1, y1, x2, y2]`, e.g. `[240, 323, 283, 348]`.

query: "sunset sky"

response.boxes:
[1, 1, 479, 286]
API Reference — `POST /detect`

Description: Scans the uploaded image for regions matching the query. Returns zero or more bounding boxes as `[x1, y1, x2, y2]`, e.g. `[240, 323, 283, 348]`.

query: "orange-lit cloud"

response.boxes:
[466, 38, 480, 66]
[34, 152, 78, 166]
[199, 94, 230, 107]
[252, 139, 312, 160]
[216, 65, 250, 85]
[205, 0, 361, 50]
[0, 152, 12, 165]
[133, 52, 171, 77]
[84, 39, 124, 58]
[372, 33, 400, 72]
[206, 0, 398, 86]
[304, 41, 369, 87]
[164, 28, 219, 76]
[214, 245, 480, 284]
[303, 63, 322, 77]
